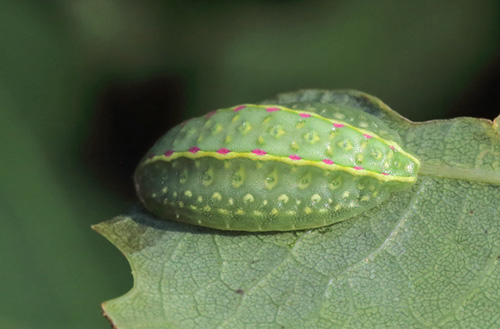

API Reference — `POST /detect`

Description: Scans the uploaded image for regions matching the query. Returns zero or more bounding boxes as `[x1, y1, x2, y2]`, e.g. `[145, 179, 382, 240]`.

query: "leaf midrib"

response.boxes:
[419, 163, 500, 185]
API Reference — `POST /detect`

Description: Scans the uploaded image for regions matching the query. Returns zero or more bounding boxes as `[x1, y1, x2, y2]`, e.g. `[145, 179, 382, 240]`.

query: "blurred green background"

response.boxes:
[1, 1, 499, 328]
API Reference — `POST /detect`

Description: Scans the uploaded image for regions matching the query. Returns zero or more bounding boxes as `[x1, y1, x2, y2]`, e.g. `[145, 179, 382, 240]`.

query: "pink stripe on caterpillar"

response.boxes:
[289, 155, 301, 160]
[189, 147, 200, 154]
[164, 150, 174, 157]
[322, 159, 334, 165]
[233, 105, 246, 112]
[363, 134, 373, 139]
[217, 148, 231, 155]
[205, 111, 217, 118]
[299, 113, 311, 118]
[382, 172, 389, 176]
[353, 166, 364, 170]
[251, 149, 267, 156]
[266, 107, 280, 112]
[389, 146, 396, 150]
[333, 123, 345, 128]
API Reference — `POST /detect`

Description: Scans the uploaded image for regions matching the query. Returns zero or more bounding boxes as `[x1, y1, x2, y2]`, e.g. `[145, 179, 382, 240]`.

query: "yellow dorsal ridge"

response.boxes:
[142, 150, 416, 183]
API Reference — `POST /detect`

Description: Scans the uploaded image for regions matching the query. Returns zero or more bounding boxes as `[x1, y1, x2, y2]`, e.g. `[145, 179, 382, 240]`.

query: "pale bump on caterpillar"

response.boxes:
[134, 99, 420, 232]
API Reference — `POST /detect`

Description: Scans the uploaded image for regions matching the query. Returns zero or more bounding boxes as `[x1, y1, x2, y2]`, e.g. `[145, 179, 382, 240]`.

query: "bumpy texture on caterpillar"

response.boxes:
[134, 101, 420, 231]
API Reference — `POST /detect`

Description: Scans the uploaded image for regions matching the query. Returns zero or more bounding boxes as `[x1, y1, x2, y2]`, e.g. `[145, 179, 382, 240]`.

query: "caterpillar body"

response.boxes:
[134, 100, 420, 231]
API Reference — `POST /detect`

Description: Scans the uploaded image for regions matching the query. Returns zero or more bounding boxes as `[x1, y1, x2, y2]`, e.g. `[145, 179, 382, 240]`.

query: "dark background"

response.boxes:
[1, 1, 499, 328]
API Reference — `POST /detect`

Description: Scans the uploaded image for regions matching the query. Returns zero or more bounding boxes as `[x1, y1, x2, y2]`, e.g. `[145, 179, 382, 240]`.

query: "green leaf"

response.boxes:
[95, 90, 500, 328]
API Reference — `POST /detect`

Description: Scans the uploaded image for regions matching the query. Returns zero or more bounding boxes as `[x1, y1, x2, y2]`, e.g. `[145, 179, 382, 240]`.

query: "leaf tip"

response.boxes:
[493, 115, 500, 134]
[101, 302, 118, 329]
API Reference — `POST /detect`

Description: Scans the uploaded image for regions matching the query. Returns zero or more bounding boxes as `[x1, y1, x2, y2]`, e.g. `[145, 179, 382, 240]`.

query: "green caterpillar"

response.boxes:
[134, 99, 420, 232]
